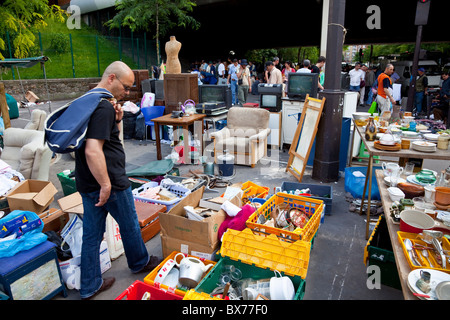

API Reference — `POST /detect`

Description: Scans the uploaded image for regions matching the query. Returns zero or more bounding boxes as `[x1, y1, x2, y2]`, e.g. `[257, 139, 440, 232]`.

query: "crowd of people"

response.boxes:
[346, 61, 449, 123]
[185, 56, 448, 123]
[187, 56, 326, 105]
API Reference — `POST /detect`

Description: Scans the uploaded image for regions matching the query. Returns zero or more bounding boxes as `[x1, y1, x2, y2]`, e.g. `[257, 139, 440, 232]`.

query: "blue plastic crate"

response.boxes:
[280, 181, 332, 215]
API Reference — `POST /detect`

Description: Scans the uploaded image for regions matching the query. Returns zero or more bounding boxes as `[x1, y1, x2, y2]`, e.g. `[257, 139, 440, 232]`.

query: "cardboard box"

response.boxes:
[39, 208, 69, 233]
[160, 234, 219, 261]
[159, 187, 241, 249]
[7, 180, 58, 214]
[25, 91, 39, 103]
[57, 192, 84, 214]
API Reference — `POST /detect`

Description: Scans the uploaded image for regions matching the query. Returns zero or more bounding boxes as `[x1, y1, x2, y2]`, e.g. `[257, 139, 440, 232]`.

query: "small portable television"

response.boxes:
[287, 73, 319, 100]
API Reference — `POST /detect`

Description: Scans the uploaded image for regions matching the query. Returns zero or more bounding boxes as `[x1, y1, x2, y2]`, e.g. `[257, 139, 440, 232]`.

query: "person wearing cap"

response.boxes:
[414, 67, 428, 115]
[227, 59, 240, 105]
[237, 59, 251, 105]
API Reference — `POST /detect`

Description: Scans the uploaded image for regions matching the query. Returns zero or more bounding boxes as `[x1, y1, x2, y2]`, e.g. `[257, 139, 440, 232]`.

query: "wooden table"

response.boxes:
[375, 169, 449, 300]
[152, 113, 206, 164]
[351, 122, 450, 239]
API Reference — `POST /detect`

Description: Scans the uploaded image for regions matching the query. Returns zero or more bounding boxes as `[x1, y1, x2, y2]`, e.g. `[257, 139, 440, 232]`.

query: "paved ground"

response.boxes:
[10, 93, 437, 301]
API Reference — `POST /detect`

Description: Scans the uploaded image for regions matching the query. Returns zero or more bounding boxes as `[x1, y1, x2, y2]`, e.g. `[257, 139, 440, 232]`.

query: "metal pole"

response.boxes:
[96, 35, 100, 77]
[69, 34, 75, 78]
[406, 25, 423, 113]
[312, 0, 346, 183]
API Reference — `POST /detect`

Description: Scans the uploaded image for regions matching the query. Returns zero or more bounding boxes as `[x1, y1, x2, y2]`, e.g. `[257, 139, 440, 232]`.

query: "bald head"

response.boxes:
[97, 61, 134, 100]
[102, 61, 133, 81]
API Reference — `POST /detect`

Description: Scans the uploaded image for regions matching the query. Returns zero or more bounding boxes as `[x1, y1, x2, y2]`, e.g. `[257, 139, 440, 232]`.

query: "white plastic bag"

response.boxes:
[60, 214, 83, 257]
[141, 92, 155, 108]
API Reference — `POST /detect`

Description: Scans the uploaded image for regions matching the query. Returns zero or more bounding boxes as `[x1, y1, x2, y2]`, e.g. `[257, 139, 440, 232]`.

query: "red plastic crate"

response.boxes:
[115, 280, 182, 300]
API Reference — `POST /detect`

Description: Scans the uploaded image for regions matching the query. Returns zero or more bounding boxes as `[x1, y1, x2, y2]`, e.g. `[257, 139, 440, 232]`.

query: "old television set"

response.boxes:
[287, 72, 319, 100]
[199, 84, 232, 108]
[259, 93, 282, 112]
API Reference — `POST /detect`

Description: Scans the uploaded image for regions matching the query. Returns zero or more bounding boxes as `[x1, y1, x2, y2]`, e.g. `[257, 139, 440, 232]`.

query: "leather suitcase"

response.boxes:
[135, 200, 166, 242]
[243, 103, 259, 108]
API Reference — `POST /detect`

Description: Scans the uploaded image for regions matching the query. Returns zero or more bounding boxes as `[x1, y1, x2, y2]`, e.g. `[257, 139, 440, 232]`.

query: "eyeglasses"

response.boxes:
[116, 76, 132, 91]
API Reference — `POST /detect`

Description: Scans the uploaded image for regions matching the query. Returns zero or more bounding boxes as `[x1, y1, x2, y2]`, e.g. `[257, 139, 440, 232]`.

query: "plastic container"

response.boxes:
[241, 181, 270, 200]
[57, 171, 77, 196]
[116, 280, 182, 300]
[246, 192, 324, 243]
[280, 181, 332, 215]
[397, 231, 450, 273]
[163, 175, 207, 193]
[132, 180, 191, 211]
[144, 251, 216, 298]
[364, 215, 401, 289]
[193, 228, 309, 300]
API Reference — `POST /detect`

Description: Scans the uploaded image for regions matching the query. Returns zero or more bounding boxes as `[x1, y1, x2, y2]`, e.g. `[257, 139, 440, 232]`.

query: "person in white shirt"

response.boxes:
[297, 59, 312, 73]
[349, 62, 364, 92]
[217, 59, 226, 84]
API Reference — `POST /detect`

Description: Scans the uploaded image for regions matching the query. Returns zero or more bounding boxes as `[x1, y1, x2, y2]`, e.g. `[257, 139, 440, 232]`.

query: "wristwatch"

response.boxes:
[115, 119, 122, 123]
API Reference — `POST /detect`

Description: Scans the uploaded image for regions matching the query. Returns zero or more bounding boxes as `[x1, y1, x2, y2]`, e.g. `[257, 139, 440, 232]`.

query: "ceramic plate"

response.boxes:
[384, 176, 406, 186]
[423, 133, 439, 141]
[407, 269, 450, 300]
[435, 281, 450, 300]
[406, 175, 431, 186]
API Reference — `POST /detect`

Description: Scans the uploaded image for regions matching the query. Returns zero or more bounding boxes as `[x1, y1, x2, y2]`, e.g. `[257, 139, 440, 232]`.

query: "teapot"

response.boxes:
[174, 253, 214, 288]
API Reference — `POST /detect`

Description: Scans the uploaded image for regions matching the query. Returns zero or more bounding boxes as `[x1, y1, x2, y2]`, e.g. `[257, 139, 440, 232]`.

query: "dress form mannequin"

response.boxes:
[165, 36, 181, 74]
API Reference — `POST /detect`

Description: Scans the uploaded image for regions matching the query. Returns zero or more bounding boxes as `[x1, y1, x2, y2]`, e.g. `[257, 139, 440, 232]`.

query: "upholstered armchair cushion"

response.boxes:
[24, 109, 47, 131]
[1, 128, 52, 180]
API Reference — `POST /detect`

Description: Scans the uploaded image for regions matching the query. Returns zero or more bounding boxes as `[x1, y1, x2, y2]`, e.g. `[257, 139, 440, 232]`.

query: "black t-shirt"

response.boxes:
[75, 99, 130, 193]
[310, 65, 320, 74]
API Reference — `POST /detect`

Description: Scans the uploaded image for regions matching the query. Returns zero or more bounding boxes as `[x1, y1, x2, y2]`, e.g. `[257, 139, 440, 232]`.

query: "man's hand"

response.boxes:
[97, 184, 111, 207]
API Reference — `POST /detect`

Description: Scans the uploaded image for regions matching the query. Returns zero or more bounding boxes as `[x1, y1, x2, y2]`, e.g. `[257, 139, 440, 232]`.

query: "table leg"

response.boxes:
[348, 124, 356, 167]
[155, 122, 162, 160]
[183, 125, 190, 164]
[365, 155, 374, 240]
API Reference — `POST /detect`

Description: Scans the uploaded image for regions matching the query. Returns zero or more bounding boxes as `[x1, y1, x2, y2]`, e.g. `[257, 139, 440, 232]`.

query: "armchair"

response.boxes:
[1, 128, 52, 181]
[210, 107, 271, 167]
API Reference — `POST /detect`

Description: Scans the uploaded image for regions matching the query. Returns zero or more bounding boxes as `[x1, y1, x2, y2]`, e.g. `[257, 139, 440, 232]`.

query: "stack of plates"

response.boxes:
[423, 133, 439, 142]
[403, 131, 421, 139]
[412, 140, 437, 152]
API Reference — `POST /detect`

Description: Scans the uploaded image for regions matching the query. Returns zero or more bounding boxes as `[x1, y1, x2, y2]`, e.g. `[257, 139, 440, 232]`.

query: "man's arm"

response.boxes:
[85, 138, 111, 206]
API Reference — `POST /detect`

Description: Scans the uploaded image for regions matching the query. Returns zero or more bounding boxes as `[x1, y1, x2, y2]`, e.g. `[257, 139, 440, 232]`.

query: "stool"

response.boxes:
[0, 241, 67, 300]
[358, 143, 380, 163]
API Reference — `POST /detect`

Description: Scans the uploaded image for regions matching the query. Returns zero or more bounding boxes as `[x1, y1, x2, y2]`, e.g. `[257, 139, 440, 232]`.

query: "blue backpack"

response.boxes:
[44, 88, 114, 153]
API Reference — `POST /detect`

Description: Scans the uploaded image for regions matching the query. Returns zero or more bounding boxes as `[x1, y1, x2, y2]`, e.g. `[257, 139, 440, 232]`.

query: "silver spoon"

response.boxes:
[422, 249, 434, 268]
[404, 239, 419, 266]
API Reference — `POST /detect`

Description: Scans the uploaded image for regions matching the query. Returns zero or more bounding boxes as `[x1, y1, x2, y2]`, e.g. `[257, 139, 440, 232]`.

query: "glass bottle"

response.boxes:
[365, 116, 377, 141]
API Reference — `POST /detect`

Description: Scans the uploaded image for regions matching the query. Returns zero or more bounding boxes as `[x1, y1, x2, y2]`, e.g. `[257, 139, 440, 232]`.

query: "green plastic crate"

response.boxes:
[364, 215, 401, 290]
[57, 172, 77, 196]
[194, 255, 306, 300]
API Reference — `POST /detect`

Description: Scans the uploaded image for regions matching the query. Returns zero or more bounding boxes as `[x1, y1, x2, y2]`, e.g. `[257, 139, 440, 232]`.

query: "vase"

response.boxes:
[365, 116, 377, 141]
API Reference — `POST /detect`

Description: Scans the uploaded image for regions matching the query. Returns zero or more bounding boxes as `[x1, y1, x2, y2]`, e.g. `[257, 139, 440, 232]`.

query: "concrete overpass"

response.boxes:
[70, 0, 448, 61]
[172, 0, 448, 60]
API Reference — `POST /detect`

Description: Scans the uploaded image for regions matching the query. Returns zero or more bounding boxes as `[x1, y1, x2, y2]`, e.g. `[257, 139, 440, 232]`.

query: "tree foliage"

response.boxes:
[106, 0, 200, 64]
[0, 0, 67, 59]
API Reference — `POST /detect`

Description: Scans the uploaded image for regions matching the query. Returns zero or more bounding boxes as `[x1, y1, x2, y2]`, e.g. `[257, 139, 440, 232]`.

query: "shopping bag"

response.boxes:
[59, 255, 81, 290]
[368, 101, 377, 115]
[60, 214, 83, 257]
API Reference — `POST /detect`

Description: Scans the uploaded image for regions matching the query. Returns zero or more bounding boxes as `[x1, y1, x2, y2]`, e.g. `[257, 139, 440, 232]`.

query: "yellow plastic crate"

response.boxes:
[183, 289, 222, 300]
[397, 231, 450, 274]
[144, 251, 217, 298]
[246, 192, 324, 243]
[220, 228, 310, 279]
[241, 181, 270, 200]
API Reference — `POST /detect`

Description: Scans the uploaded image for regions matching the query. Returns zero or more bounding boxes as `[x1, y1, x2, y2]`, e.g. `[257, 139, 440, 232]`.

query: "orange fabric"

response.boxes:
[377, 73, 392, 98]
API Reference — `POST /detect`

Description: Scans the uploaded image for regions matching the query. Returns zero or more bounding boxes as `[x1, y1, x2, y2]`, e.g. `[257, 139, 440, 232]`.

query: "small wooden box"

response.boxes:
[135, 200, 166, 243]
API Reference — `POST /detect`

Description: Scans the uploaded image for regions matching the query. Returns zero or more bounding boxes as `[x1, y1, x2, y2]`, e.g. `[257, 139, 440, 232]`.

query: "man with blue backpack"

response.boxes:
[66, 61, 160, 299]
